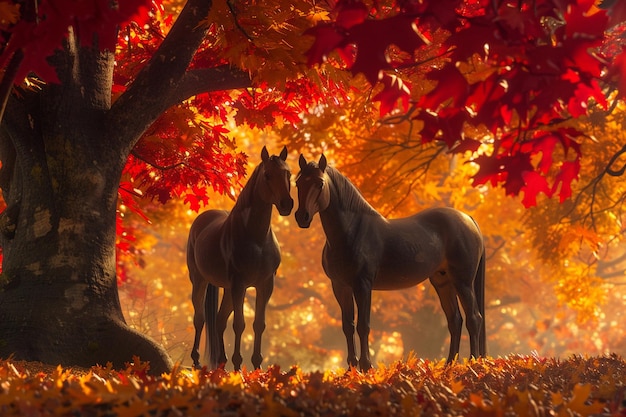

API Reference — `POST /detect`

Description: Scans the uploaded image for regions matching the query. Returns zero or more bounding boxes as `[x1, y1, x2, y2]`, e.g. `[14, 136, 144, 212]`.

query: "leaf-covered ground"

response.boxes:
[0, 354, 624, 416]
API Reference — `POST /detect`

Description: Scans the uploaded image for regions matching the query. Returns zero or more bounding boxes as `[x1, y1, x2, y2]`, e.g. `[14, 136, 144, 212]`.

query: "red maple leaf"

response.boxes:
[529, 132, 560, 175]
[421, 0, 467, 30]
[564, 0, 608, 39]
[304, 25, 347, 67]
[471, 153, 508, 188]
[415, 107, 467, 146]
[418, 63, 469, 110]
[372, 73, 410, 115]
[446, 18, 496, 63]
[466, 75, 507, 130]
[347, 15, 423, 84]
[184, 186, 210, 212]
[552, 159, 580, 203]
[521, 171, 552, 208]
[502, 153, 535, 197]
[450, 138, 481, 154]
[472, 152, 534, 197]
[607, 46, 626, 98]
[335, 1, 369, 29]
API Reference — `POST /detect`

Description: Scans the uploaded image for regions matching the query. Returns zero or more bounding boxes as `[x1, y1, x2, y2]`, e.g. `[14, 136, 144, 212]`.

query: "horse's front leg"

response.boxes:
[231, 282, 247, 371]
[331, 281, 358, 368]
[216, 288, 234, 366]
[251, 275, 274, 369]
[353, 284, 373, 371]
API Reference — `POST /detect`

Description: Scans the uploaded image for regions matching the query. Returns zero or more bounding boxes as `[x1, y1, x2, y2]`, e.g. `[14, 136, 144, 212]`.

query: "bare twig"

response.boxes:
[605, 144, 626, 176]
[226, 0, 254, 41]
[131, 150, 187, 171]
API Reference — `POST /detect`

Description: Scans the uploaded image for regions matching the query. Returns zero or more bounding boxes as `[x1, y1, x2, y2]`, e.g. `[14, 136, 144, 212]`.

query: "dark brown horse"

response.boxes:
[295, 154, 486, 370]
[187, 146, 293, 370]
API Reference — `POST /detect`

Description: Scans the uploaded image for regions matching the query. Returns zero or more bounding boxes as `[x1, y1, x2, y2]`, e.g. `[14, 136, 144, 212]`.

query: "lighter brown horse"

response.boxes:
[295, 154, 486, 370]
[187, 146, 293, 370]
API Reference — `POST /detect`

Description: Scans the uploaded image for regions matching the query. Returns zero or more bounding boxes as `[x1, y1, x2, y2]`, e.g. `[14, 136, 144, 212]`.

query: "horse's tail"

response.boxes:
[475, 245, 486, 356]
[204, 283, 220, 368]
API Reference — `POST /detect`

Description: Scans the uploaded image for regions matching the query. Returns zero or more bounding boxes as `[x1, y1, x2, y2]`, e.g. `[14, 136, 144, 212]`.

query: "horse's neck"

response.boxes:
[319, 201, 353, 246]
[319, 178, 376, 245]
[229, 179, 273, 243]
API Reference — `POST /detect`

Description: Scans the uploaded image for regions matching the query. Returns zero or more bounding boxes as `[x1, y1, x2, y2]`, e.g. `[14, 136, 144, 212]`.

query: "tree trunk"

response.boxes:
[0, 0, 248, 373]
[0, 143, 172, 372]
[0, 40, 173, 374]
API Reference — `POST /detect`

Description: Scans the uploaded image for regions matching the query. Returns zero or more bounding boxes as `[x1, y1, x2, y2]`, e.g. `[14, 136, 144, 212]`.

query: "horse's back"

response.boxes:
[189, 210, 229, 240]
[408, 207, 479, 233]
[366, 207, 482, 288]
[407, 206, 483, 269]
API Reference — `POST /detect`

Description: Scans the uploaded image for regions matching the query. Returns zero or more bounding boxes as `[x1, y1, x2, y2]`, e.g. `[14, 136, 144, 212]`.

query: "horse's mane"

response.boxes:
[325, 166, 380, 216]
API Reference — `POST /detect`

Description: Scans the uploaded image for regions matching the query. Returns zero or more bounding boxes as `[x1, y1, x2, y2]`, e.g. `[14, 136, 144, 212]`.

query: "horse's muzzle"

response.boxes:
[295, 209, 311, 228]
[277, 198, 294, 216]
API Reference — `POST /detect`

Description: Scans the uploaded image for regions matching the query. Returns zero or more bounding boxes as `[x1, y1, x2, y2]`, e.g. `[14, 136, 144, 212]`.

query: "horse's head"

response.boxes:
[295, 154, 330, 228]
[259, 145, 294, 216]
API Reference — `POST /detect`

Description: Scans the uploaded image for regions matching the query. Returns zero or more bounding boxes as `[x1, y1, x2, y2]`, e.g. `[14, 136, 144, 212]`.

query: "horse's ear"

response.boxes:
[299, 154, 307, 170]
[279, 146, 288, 161]
[319, 154, 327, 172]
[261, 146, 269, 163]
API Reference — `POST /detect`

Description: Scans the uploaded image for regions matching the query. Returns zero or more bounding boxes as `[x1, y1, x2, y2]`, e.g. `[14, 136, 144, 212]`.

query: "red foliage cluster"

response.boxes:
[0, 0, 155, 82]
[305, 0, 626, 207]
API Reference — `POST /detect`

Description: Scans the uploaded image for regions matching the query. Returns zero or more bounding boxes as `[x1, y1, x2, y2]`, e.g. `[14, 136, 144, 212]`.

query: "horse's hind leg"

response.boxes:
[455, 280, 483, 360]
[331, 281, 358, 368]
[251, 276, 274, 369]
[188, 250, 208, 369]
[430, 276, 463, 363]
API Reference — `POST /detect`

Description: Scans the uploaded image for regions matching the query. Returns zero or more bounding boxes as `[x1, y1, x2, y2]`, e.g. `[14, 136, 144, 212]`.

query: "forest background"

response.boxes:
[112, 2, 626, 370]
[0, 0, 625, 372]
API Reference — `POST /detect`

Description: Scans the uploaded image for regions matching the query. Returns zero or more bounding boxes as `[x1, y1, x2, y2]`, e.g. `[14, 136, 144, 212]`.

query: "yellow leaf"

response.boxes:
[450, 379, 465, 395]
[551, 391, 564, 406]
[566, 384, 605, 415]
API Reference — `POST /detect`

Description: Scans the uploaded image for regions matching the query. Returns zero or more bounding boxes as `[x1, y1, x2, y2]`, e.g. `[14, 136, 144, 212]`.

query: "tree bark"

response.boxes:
[0, 33, 169, 373]
[0, 89, 173, 372]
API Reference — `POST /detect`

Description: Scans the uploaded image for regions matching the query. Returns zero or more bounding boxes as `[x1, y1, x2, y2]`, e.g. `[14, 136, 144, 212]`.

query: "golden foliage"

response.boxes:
[0, 355, 624, 416]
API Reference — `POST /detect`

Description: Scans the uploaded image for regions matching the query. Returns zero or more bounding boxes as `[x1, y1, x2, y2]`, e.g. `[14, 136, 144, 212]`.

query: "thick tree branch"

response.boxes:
[109, 0, 215, 153]
[0, 49, 23, 127]
[165, 66, 251, 108]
